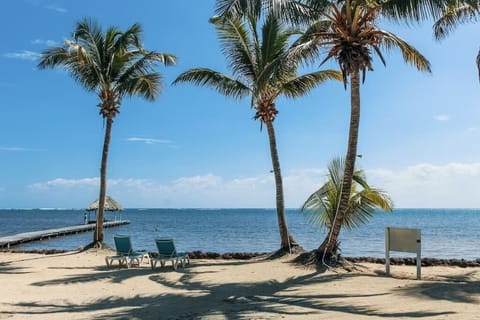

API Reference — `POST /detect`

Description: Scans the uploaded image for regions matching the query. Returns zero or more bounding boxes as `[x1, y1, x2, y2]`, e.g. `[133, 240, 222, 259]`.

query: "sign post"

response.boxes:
[385, 227, 421, 280]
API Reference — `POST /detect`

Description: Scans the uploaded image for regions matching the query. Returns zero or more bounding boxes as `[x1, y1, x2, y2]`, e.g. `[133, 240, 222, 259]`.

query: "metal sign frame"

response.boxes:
[385, 227, 421, 280]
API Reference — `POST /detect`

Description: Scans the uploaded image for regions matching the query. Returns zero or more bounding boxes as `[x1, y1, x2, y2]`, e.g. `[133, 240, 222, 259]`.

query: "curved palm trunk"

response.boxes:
[265, 120, 298, 251]
[319, 70, 361, 257]
[477, 50, 480, 81]
[94, 117, 113, 246]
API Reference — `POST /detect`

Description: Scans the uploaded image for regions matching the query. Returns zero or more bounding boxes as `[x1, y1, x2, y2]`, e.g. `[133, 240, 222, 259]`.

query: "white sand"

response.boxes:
[1, 250, 479, 319]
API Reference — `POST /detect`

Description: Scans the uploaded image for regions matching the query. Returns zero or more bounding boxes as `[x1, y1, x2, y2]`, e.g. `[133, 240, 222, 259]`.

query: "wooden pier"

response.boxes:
[0, 220, 130, 249]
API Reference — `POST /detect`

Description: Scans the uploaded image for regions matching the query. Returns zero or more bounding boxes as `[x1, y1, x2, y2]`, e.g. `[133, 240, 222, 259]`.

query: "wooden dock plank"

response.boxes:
[0, 220, 130, 248]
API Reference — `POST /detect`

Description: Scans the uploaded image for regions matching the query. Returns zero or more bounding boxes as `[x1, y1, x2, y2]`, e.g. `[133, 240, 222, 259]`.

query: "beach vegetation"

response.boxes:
[300, 156, 393, 262]
[173, 10, 342, 253]
[37, 18, 176, 247]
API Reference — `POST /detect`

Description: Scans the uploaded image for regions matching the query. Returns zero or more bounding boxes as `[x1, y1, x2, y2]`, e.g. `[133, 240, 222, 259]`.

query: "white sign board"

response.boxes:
[385, 227, 421, 279]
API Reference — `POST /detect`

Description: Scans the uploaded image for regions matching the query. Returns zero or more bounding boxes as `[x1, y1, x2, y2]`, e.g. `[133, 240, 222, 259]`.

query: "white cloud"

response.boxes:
[0, 147, 28, 151]
[32, 39, 58, 46]
[0, 146, 44, 152]
[45, 4, 67, 13]
[27, 162, 480, 208]
[29, 177, 100, 190]
[126, 137, 172, 145]
[367, 162, 480, 208]
[3, 51, 40, 61]
[434, 114, 450, 121]
[27, 170, 326, 208]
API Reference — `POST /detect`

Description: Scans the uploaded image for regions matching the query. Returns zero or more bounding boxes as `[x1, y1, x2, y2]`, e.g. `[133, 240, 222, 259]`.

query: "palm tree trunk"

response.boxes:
[320, 70, 361, 257]
[94, 117, 113, 245]
[265, 120, 297, 251]
[476, 49, 480, 81]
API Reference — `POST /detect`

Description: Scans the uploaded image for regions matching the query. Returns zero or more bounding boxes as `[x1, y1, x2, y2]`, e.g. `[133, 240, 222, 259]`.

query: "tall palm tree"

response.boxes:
[301, 157, 393, 261]
[296, 1, 431, 260]
[433, 0, 480, 79]
[173, 12, 341, 252]
[38, 18, 176, 247]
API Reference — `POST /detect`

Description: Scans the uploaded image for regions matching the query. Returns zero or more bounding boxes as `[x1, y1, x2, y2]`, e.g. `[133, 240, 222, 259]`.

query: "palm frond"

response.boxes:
[433, 3, 480, 40]
[301, 184, 329, 212]
[214, 0, 262, 20]
[74, 18, 104, 68]
[379, 30, 432, 73]
[301, 183, 332, 230]
[281, 69, 343, 98]
[173, 68, 251, 99]
[254, 14, 300, 95]
[37, 46, 70, 69]
[38, 44, 99, 91]
[210, 16, 258, 82]
[380, 0, 448, 22]
[261, 12, 286, 69]
[111, 23, 142, 51]
[121, 72, 163, 101]
[301, 156, 393, 231]
[152, 52, 177, 67]
[118, 51, 176, 87]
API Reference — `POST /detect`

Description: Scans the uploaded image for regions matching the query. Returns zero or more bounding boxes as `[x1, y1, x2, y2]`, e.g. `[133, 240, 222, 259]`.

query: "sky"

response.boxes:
[0, 0, 479, 209]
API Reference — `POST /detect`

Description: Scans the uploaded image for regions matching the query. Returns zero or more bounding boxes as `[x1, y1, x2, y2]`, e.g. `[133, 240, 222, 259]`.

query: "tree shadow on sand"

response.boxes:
[394, 272, 480, 304]
[0, 252, 81, 275]
[2, 258, 456, 319]
[0, 261, 30, 274]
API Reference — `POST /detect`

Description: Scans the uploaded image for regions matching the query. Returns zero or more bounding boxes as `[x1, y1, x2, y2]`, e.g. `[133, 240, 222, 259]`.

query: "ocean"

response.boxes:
[0, 208, 479, 259]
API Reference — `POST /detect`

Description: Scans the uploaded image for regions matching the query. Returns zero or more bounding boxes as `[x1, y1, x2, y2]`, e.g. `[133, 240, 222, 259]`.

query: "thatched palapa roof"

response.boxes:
[86, 196, 123, 211]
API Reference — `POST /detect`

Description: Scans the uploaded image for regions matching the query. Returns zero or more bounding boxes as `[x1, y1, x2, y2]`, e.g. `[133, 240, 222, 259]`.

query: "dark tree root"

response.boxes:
[80, 241, 111, 252]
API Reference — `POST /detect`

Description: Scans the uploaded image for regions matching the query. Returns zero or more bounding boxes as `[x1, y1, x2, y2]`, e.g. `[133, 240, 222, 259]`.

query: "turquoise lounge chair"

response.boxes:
[105, 235, 146, 268]
[150, 238, 189, 270]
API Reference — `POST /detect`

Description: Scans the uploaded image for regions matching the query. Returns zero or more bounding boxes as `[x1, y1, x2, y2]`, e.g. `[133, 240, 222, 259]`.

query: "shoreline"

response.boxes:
[3, 248, 480, 267]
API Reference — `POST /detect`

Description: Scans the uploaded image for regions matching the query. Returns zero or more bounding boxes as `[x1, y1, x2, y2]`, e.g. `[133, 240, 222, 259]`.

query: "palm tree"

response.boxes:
[301, 157, 393, 261]
[295, 1, 430, 260]
[173, 11, 341, 252]
[433, 0, 480, 79]
[38, 18, 176, 247]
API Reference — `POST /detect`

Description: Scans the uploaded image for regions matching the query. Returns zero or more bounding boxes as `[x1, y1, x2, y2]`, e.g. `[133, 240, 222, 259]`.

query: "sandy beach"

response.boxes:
[0, 250, 479, 319]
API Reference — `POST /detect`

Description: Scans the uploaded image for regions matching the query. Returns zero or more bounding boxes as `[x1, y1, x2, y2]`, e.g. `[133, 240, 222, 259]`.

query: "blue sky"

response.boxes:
[1, 0, 479, 209]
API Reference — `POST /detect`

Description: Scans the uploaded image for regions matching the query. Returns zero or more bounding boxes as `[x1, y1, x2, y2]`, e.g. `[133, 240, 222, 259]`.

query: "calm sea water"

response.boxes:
[0, 208, 479, 259]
